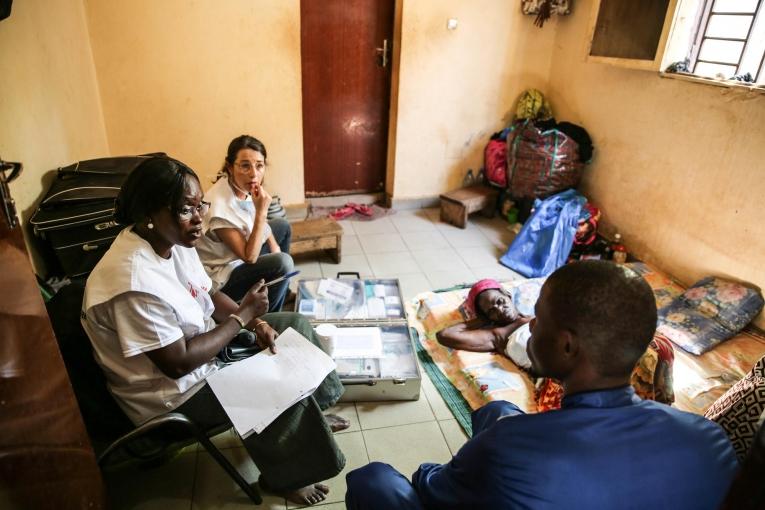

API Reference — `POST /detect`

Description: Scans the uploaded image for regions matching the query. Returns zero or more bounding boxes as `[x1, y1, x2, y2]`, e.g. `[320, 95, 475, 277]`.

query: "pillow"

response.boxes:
[657, 277, 764, 355]
[704, 356, 765, 461]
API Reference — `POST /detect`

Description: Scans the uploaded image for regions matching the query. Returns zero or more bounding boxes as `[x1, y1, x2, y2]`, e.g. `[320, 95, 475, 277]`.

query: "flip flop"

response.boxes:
[329, 205, 355, 220]
[349, 203, 373, 217]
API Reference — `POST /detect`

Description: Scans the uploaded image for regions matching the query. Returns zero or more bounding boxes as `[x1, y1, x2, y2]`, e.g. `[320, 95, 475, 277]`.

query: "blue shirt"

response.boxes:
[412, 387, 738, 510]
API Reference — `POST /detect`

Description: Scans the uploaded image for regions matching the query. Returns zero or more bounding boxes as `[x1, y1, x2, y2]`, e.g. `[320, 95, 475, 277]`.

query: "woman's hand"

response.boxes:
[252, 320, 278, 354]
[237, 280, 269, 323]
[251, 184, 272, 214]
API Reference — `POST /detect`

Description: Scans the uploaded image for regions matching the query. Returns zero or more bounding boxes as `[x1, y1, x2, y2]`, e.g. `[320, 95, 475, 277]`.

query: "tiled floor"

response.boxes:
[103, 208, 521, 509]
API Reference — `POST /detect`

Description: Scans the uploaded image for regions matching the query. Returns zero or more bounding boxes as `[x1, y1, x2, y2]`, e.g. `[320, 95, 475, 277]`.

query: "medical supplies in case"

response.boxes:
[294, 275, 421, 402]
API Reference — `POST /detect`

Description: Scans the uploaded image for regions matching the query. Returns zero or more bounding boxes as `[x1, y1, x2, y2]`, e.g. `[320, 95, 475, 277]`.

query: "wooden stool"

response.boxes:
[290, 218, 343, 263]
[439, 185, 499, 229]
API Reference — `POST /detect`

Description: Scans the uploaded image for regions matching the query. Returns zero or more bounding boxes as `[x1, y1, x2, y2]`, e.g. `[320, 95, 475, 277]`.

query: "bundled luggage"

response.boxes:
[30, 154, 164, 278]
[506, 119, 589, 199]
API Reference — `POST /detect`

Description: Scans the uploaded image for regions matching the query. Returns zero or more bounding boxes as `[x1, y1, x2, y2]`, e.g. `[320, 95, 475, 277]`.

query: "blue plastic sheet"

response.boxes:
[500, 189, 586, 278]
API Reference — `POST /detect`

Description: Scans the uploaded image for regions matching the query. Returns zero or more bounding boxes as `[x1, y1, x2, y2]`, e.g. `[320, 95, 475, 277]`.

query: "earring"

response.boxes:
[147, 219, 154, 230]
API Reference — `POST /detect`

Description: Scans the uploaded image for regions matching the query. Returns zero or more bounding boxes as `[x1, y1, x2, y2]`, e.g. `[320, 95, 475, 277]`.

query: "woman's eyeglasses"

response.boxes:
[234, 161, 266, 173]
[177, 201, 210, 222]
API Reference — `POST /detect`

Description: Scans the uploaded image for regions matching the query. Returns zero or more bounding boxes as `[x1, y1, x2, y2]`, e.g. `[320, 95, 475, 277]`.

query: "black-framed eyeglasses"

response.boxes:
[176, 201, 210, 222]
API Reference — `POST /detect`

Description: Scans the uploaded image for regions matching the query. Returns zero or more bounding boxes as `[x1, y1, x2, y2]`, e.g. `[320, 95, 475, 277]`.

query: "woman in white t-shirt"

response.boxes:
[196, 135, 294, 311]
[81, 157, 347, 506]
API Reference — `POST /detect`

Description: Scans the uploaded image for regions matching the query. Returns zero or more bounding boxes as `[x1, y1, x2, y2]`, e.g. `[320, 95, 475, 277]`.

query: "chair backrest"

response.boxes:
[45, 280, 134, 442]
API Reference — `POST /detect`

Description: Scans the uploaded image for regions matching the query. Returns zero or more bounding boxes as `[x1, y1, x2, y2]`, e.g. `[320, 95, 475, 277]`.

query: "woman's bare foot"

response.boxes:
[324, 413, 351, 432]
[283, 483, 330, 506]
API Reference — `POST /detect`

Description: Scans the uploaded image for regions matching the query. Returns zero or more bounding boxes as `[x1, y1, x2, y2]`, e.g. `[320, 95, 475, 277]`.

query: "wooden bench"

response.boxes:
[439, 185, 499, 229]
[290, 218, 343, 263]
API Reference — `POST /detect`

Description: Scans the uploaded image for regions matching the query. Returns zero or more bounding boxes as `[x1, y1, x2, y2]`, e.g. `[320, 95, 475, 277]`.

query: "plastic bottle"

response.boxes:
[611, 233, 627, 264]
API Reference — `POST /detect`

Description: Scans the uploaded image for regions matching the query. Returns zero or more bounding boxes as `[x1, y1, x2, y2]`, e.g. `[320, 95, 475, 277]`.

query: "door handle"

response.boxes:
[375, 39, 389, 68]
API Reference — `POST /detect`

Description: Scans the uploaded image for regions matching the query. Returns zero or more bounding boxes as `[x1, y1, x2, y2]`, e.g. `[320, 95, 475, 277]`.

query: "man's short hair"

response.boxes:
[544, 260, 657, 378]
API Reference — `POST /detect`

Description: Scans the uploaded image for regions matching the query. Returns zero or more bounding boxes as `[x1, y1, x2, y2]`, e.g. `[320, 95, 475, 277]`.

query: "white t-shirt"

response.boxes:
[82, 228, 222, 425]
[504, 322, 532, 370]
[196, 176, 271, 291]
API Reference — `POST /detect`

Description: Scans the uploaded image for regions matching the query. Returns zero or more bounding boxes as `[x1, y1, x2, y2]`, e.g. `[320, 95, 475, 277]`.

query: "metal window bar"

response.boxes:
[691, 0, 764, 77]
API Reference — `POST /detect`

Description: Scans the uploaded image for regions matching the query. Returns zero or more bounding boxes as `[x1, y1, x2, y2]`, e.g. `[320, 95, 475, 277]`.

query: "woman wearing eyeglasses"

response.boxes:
[82, 157, 346, 506]
[196, 135, 293, 312]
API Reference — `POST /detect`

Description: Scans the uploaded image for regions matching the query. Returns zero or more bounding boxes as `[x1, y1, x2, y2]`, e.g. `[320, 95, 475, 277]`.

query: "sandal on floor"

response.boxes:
[330, 205, 355, 220]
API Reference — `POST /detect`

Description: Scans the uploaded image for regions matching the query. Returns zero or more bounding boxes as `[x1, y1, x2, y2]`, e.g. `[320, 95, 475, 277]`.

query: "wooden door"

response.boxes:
[301, 0, 395, 196]
[0, 161, 105, 508]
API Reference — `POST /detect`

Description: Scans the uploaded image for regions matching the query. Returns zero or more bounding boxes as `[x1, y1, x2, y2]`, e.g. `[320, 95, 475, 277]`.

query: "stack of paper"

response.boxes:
[206, 327, 336, 438]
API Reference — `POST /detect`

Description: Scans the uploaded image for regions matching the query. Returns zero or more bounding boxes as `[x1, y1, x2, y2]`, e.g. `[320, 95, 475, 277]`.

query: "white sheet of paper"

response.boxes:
[329, 327, 383, 359]
[206, 327, 336, 437]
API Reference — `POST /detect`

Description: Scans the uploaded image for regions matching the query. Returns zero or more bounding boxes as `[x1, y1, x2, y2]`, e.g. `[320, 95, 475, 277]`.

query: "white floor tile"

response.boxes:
[468, 263, 524, 282]
[207, 428, 244, 451]
[476, 223, 517, 250]
[394, 273, 433, 301]
[320, 254, 373, 279]
[286, 432, 368, 508]
[104, 449, 198, 510]
[391, 211, 438, 233]
[362, 422, 452, 479]
[348, 218, 397, 235]
[358, 232, 407, 254]
[193, 447, 286, 509]
[438, 419, 469, 455]
[366, 251, 421, 277]
[342, 235, 363, 255]
[424, 268, 476, 291]
[420, 373, 455, 421]
[410, 248, 468, 274]
[355, 397, 435, 430]
[400, 230, 450, 251]
[455, 245, 506, 269]
[293, 260, 323, 279]
[337, 220, 356, 235]
[439, 224, 496, 248]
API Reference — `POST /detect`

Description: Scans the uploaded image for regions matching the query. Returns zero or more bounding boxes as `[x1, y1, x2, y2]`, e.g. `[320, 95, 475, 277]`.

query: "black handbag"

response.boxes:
[218, 330, 261, 364]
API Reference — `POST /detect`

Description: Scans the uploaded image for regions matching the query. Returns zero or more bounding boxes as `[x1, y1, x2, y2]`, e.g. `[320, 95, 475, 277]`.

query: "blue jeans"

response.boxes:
[219, 218, 294, 312]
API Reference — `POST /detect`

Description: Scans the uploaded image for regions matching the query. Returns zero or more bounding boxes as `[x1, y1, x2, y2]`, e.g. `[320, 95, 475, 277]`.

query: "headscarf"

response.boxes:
[464, 279, 503, 317]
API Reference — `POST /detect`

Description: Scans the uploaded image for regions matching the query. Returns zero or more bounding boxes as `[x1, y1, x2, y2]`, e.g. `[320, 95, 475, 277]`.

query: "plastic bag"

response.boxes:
[507, 120, 584, 199]
[499, 189, 586, 277]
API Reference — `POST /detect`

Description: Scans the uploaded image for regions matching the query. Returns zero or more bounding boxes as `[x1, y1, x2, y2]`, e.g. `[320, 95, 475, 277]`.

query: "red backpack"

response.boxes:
[484, 137, 508, 188]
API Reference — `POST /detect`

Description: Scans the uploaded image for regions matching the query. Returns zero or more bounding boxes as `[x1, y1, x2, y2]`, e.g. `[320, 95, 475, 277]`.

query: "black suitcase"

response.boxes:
[30, 154, 164, 278]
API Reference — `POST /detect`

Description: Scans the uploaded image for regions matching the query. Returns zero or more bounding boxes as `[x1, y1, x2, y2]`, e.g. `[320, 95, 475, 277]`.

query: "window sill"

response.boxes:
[659, 72, 765, 96]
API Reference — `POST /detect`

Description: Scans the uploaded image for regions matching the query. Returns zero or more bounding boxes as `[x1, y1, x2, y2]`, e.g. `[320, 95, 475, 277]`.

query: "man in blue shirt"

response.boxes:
[345, 260, 739, 509]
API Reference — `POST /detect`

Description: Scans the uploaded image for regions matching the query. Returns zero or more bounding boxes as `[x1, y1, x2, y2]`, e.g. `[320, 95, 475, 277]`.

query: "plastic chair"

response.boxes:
[46, 281, 261, 505]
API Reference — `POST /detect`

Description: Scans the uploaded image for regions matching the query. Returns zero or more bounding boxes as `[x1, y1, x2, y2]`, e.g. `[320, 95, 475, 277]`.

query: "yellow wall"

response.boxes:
[391, 1, 555, 198]
[0, 0, 108, 269]
[546, 0, 765, 327]
[83, 0, 305, 204]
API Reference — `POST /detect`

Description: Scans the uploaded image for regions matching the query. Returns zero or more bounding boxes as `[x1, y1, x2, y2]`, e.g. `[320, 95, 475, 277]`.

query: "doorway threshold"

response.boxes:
[305, 192, 384, 208]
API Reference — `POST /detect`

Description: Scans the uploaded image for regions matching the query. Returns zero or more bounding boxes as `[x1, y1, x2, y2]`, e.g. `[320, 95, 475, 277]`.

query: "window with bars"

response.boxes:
[689, 0, 765, 83]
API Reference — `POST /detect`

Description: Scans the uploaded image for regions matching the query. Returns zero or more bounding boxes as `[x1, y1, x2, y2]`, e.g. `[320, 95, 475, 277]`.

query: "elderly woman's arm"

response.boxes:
[436, 318, 531, 353]
[145, 282, 269, 379]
